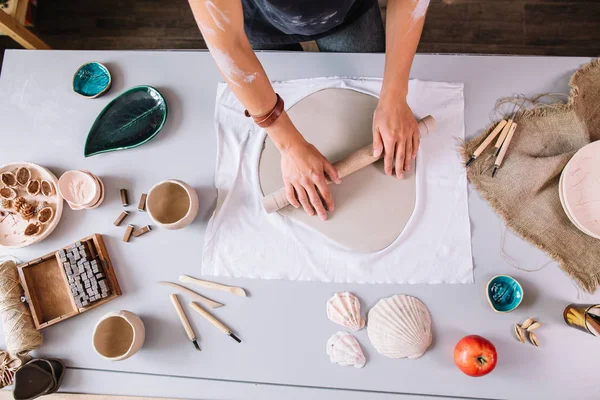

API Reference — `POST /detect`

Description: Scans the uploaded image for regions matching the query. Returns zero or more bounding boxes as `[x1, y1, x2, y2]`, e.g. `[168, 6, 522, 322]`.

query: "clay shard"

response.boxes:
[326, 292, 365, 331]
[37, 206, 54, 224]
[1, 172, 17, 187]
[24, 223, 42, 236]
[326, 331, 366, 368]
[40, 180, 54, 197]
[26, 179, 40, 196]
[367, 295, 433, 360]
[16, 167, 31, 186]
[0, 187, 17, 200]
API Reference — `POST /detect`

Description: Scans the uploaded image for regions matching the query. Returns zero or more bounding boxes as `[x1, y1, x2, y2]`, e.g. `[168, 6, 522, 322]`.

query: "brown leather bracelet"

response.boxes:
[244, 93, 284, 128]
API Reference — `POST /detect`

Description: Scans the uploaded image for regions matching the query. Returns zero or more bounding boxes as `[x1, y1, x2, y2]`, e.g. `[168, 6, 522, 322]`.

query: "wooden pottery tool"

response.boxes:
[159, 281, 224, 309]
[179, 275, 247, 297]
[170, 294, 200, 351]
[492, 119, 513, 156]
[492, 122, 518, 177]
[465, 119, 507, 166]
[190, 301, 241, 343]
[262, 115, 436, 214]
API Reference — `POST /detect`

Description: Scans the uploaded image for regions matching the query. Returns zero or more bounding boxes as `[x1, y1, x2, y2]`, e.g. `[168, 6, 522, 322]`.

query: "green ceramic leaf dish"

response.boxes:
[84, 86, 168, 157]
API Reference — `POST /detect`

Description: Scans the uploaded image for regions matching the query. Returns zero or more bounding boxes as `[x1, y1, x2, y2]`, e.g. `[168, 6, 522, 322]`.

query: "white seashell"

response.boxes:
[326, 331, 366, 368]
[367, 295, 433, 360]
[326, 292, 365, 331]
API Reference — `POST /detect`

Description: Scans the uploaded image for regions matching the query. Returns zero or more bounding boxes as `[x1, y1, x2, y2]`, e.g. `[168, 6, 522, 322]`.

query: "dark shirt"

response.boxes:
[242, 0, 376, 44]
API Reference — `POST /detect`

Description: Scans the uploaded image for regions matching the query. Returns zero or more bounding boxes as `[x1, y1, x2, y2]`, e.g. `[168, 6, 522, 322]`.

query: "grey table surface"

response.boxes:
[1, 50, 599, 400]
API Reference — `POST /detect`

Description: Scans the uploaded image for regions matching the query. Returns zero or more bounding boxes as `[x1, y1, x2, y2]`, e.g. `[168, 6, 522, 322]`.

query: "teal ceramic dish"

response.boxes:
[73, 62, 112, 98]
[486, 275, 524, 313]
[84, 86, 168, 157]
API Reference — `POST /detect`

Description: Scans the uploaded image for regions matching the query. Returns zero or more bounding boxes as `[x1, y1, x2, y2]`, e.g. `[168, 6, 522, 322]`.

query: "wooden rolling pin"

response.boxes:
[262, 115, 436, 214]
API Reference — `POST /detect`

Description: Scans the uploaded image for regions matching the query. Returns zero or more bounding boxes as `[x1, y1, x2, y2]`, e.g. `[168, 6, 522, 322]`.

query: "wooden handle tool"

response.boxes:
[179, 275, 247, 297]
[190, 301, 241, 343]
[170, 294, 200, 351]
[493, 119, 514, 156]
[465, 119, 507, 166]
[262, 115, 437, 214]
[159, 281, 224, 309]
[492, 122, 518, 177]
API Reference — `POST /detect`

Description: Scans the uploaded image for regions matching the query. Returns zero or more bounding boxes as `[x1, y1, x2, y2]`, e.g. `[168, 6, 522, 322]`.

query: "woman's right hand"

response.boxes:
[279, 137, 341, 220]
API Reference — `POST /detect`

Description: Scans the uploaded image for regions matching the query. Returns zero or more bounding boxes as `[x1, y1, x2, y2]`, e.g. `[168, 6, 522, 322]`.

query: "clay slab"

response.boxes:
[258, 89, 417, 253]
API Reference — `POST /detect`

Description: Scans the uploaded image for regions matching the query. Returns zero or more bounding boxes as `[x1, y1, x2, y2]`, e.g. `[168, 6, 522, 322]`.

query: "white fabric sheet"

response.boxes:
[202, 77, 473, 284]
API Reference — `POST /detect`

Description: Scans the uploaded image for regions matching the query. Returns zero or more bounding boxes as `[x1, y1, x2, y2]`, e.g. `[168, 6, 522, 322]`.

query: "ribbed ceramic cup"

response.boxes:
[146, 179, 199, 230]
[92, 310, 145, 361]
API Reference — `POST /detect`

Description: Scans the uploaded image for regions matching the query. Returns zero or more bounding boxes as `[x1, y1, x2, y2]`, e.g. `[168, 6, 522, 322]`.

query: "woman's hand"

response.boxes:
[279, 137, 341, 220]
[372, 98, 420, 179]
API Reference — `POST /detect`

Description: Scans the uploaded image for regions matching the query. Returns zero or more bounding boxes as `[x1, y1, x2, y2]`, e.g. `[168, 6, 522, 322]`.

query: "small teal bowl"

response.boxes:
[486, 275, 523, 313]
[73, 62, 112, 98]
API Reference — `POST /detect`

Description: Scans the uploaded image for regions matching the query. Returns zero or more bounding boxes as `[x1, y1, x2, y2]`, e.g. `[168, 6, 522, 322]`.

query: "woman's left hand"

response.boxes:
[372, 98, 420, 179]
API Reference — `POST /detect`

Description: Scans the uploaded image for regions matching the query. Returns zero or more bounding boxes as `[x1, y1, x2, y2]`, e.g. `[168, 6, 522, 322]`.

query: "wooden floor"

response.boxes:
[1, 0, 599, 70]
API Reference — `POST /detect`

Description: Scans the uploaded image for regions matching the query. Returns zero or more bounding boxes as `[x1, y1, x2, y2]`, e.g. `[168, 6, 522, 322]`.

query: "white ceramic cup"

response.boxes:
[92, 310, 145, 361]
[146, 179, 199, 230]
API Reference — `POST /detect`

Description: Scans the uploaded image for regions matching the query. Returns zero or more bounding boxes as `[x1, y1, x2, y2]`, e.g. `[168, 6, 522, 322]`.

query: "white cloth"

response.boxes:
[202, 77, 473, 284]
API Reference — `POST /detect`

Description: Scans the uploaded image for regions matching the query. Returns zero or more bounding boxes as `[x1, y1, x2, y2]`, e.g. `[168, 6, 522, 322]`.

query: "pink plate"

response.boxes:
[561, 141, 600, 239]
[0, 162, 63, 248]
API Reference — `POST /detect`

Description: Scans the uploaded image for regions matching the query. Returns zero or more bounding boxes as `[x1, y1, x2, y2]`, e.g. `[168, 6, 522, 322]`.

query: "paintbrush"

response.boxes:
[190, 301, 241, 343]
[170, 294, 200, 351]
[492, 122, 518, 177]
[465, 119, 508, 167]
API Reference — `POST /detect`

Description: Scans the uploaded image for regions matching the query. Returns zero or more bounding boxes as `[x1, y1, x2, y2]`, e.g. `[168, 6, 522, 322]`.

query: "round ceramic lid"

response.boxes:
[561, 140, 600, 239]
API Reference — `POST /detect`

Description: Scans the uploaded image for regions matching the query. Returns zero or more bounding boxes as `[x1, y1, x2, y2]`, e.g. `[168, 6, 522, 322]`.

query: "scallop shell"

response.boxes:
[0, 187, 16, 200]
[367, 295, 433, 360]
[16, 167, 31, 186]
[38, 206, 54, 224]
[326, 292, 365, 331]
[26, 179, 40, 196]
[326, 331, 366, 368]
[0, 172, 17, 187]
[40, 180, 54, 197]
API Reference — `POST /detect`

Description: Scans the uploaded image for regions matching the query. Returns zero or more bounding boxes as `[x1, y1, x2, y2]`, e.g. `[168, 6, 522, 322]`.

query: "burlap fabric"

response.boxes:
[461, 59, 600, 293]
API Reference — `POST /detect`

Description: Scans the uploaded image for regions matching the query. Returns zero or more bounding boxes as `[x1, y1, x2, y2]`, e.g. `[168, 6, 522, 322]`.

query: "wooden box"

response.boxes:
[17, 234, 121, 330]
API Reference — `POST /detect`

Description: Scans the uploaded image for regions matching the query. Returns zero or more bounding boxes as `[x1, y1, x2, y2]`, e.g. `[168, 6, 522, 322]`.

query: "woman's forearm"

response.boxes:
[380, 0, 429, 102]
[188, 0, 303, 150]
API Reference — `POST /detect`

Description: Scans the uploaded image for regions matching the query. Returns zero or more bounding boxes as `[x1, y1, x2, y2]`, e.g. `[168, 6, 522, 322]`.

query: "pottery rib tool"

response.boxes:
[262, 115, 436, 214]
[492, 122, 518, 177]
[190, 301, 241, 343]
[179, 275, 247, 297]
[465, 119, 507, 166]
[170, 294, 201, 351]
[159, 281, 224, 309]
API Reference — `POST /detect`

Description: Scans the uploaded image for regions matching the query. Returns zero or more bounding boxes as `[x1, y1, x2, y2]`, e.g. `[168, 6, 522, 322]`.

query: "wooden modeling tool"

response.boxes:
[465, 119, 507, 166]
[493, 119, 513, 156]
[179, 275, 247, 297]
[159, 281, 224, 309]
[492, 122, 518, 177]
[262, 115, 437, 214]
[190, 301, 241, 343]
[170, 294, 200, 351]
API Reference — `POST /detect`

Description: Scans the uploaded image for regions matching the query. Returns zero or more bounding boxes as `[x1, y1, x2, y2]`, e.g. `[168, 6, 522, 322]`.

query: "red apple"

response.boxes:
[454, 335, 497, 377]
